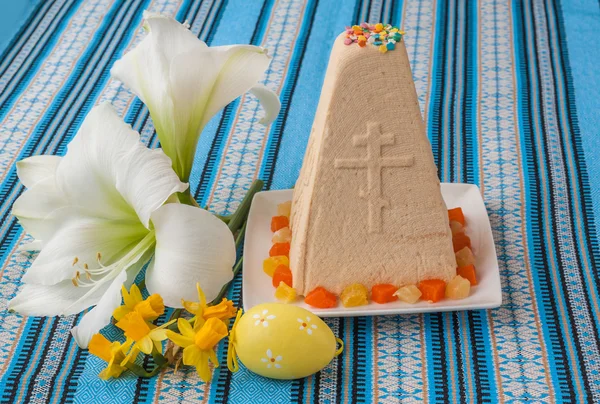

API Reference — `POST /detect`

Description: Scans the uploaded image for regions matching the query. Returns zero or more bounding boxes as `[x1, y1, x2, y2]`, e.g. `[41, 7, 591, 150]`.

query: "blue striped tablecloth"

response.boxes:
[1, 0, 599, 402]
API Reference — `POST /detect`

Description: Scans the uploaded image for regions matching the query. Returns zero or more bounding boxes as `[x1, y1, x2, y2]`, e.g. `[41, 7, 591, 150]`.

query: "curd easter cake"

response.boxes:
[288, 24, 457, 298]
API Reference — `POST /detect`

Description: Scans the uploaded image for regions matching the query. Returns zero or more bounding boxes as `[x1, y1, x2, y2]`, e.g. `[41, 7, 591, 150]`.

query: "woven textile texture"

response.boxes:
[1, 0, 599, 403]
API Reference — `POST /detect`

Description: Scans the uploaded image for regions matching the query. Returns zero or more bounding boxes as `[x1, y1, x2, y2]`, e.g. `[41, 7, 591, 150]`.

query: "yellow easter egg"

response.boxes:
[229, 303, 342, 379]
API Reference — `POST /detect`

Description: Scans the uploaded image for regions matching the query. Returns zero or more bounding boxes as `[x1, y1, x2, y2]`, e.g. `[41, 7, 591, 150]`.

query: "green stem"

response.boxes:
[126, 362, 168, 378]
[228, 180, 263, 233]
[167, 309, 183, 331]
[210, 257, 243, 306]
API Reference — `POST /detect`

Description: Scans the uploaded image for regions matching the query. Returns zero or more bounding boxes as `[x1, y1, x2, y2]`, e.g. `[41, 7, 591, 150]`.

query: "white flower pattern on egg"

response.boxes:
[261, 349, 282, 369]
[253, 309, 276, 327]
[297, 316, 318, 335]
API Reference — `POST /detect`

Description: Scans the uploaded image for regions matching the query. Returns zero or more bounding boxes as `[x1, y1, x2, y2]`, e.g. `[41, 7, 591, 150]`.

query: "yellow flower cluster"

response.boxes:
[88, 283, 237, 382]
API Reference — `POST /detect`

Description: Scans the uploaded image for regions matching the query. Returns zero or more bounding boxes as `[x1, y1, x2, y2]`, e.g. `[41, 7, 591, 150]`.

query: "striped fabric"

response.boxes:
[0, 0, 599, 402]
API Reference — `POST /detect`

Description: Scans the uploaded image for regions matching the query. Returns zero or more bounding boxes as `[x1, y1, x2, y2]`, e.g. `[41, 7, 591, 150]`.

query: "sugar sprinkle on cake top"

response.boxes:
[343, 23, 405, 53]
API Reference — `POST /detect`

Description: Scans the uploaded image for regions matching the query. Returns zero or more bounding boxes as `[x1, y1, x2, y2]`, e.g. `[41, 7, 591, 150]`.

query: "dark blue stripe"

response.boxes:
[514, 0, 577, 400]
[0, 0, 84, 116]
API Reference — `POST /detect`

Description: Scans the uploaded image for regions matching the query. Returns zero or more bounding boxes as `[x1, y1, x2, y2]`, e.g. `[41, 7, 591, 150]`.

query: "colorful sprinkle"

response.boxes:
[343, 22, 403, 52]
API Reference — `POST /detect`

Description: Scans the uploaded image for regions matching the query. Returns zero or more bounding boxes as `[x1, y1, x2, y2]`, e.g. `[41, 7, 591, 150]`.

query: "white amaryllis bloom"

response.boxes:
[9, 103, 236, 348]
[111, 11, 281, 182]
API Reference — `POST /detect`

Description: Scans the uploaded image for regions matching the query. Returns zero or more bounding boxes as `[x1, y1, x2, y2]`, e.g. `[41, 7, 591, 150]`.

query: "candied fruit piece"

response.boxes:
[449, 220, 464, 235]
[340, 283, 369, 307]
[448, 207, 465, 226]
[277, 201, 292, 218]
[452, 233, 471, 253]
[394, 285, 422, 304]
[272, 227, 292, 243]
[418, 279, 446, 303]
[271, 216, 289, 232]
[371, 284, 398, 304]
[272, 265, 293, 287]
[457, 264, 478, 285]
[445, 275, 471, 299]
[455, 246, 475, 267]
[269, 242, 290, 257]
[274, 282, 297, 303]
[305, 287, 337, 308]
[263, 256, 289, 277]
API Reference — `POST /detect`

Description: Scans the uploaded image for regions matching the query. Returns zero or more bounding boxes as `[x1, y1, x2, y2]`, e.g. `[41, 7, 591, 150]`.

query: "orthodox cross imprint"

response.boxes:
[334, 122, 414, 233]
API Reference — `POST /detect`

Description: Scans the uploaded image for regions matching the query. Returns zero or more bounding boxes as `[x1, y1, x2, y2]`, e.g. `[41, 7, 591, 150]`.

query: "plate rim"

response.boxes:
[243, 184, 502, 316]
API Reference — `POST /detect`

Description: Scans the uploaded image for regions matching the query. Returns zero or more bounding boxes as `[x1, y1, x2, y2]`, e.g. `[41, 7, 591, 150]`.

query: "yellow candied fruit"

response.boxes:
[375, 23, 383, 32]
[379, 44, 388, 54]
[263, 255, 289, 277]
[445, 275, 471, 300]
[394, 285, 422, 304]
[274, 282, 297, 303]
[449, 220, 464, 235]
[272, 227, 292, 243]
[277, 201, 292, 218]
[455, 246, 475, 268]
[340, 283, 368, 307]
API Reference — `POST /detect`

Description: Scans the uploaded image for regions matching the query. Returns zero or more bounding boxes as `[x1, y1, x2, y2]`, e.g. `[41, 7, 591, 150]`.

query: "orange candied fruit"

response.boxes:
[263, 255, 289, 277]
[418, 279, 446, 303]
[371, 284, 398, 304]
[305, 287, 337, 309]
[452, 233, 471, 253]
[269, 242, 290, 257]
[448, 207, 465, 226]
[271, 215, 289, 232]
[449, 220, 464, 235]
[272, 265, 293, 288]
[457, 264, 478, 285]
[340, 283, 368, 307]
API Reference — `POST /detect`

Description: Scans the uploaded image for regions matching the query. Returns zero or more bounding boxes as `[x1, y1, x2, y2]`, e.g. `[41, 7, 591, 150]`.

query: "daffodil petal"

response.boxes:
[183, 345, 202, 366]
[166, 330, 193, 348]
[16, 155, 61, 188]
[139, 336, 154, 355]
[150, 328, 168, 341]
[70, 270, 129, 348]
[146, 204, 235, 306]
[208, 348, 219, 367]
[248, 84, 280, 124]
[177, 318, 194, 338]
[127, 284, 143, 307]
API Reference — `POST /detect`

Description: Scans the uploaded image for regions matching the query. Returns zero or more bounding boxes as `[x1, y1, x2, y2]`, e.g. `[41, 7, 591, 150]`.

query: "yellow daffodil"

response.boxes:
[166, 317, 228, 382]
[182, 283, 236, 322]
[112, 284, 165, 322]
[116, 311, 174, 363]
[88, 333, 134, 380]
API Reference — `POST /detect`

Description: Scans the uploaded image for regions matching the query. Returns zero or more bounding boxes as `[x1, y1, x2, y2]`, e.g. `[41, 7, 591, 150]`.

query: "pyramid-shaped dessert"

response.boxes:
[289, 26, 456, 296]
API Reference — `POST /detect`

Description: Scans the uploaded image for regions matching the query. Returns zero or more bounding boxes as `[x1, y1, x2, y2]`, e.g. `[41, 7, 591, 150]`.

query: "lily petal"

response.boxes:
[8, 279, 111, 317]
[248, 84, 281, 124]
[116, 142, 188, 228]
[18, 240, 43, 252]
[170, 44, 272, 129]
[22, 218, 148, 285]
[55, 103, 140, 222]
[146, 204, 235, 306]
[16, 155, 61, 188]
[110, 11, 204, 107]
[12, 175, 69, 243]
[70, 270, 128, 348]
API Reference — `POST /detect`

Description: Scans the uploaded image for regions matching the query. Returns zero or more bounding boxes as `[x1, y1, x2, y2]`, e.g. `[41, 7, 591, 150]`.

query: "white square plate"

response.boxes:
[243, 183, 502, 316]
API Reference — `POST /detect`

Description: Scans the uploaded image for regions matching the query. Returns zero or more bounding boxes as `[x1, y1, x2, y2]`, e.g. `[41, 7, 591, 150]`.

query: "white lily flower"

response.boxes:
[9, 103, 236, 348]
[111, 11, 281, 182]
